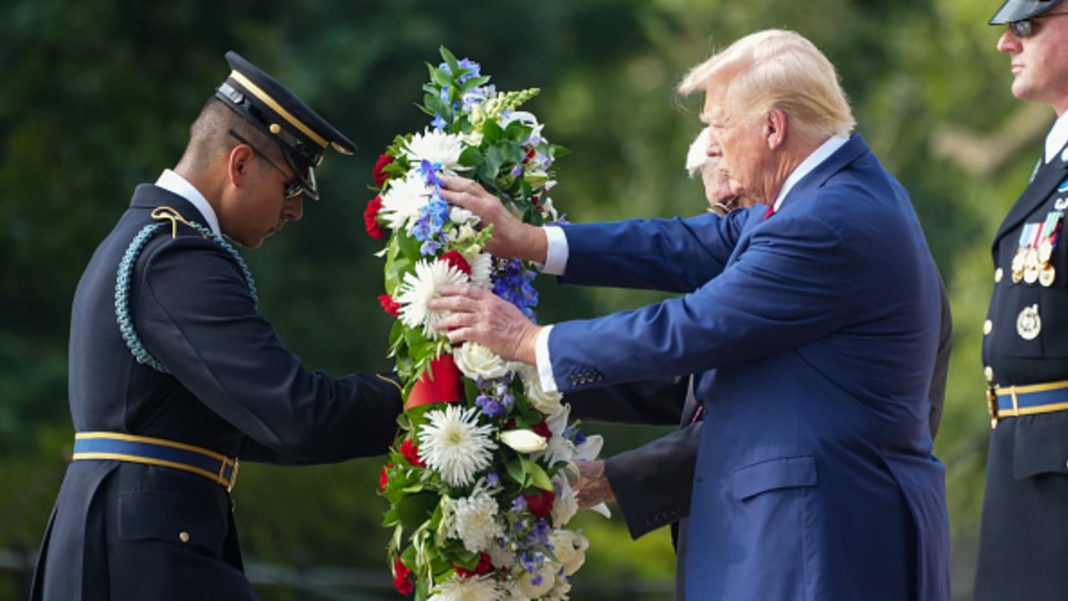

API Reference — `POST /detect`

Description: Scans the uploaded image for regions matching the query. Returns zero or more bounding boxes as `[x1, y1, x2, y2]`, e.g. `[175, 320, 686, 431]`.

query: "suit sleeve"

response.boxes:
[549, 212, 856, 391]
[605, 422, 700, 539]
[928, 274, 952, 441]
[557, 209, 753, 292]
[565, 377, 688, 425]
[135, 236, 402, 464]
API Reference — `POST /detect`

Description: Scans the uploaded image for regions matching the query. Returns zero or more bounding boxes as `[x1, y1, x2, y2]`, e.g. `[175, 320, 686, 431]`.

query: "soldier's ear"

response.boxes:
[227, 144, 255, 187]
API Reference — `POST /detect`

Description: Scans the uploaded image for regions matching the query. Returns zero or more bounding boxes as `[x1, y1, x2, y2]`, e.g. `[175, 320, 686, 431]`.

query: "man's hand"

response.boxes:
[439, 176, 548, 262]
[430, 284, 542, 364]
[574, 460, 616, 508]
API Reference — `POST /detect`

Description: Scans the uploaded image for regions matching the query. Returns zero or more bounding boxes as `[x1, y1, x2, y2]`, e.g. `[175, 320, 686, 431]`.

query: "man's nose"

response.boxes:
[996, 29, 1019, 54]
[284, 196, 304, 222]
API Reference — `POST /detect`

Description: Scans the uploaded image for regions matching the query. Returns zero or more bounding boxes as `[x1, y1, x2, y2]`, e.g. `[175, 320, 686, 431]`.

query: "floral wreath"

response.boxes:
[364, 48, 607, 601]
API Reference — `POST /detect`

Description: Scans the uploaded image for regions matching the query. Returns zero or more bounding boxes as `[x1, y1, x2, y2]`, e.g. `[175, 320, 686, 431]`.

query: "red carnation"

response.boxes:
[454, 552, 493, 577]
[378, 463, 391, 494]
[439, 250, 471, 275]
[400, 438, 425, 467]
[373, 154, 395, 187]
[532, 419, 552, 440]
[378, 294, 401, 317]
[392, 557, 414, 596]
[364, 196, 387, 241]
[524, 489, 556, 519]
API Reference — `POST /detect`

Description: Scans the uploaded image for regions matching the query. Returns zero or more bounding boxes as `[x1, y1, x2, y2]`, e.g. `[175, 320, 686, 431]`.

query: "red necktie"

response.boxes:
[762, 204, 775, 220]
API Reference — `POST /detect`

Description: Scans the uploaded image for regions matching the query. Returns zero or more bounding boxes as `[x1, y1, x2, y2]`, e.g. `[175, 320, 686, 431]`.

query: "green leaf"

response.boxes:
[527, 459, 554, 491]
[505, 456, 528, 486]
[439, 46, 460, 76]
[396, 492, 439, 531]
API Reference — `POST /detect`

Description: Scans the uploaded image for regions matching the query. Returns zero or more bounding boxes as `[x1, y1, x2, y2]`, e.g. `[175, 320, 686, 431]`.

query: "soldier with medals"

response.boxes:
[29, 52, 403, 600]
[977, 1, 1068, 598]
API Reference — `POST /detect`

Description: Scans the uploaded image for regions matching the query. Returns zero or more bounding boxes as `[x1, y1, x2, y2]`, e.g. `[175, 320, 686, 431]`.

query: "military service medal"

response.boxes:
[1037, 210, 1062, 287]
[1017, 303, 1042, 340]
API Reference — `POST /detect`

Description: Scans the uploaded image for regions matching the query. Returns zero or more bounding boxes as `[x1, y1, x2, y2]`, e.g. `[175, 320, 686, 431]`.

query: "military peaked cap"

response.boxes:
[990, 0, 1067, 24]
[214, 51, 355, 200]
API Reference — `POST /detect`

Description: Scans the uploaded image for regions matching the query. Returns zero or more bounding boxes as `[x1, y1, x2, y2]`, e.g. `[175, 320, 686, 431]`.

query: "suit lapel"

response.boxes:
[992, 153, 1068, 248]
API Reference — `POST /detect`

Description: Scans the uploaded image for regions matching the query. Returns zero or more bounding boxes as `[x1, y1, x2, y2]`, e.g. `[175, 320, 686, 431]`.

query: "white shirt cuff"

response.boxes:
[535, 325, 559, 394]
[540, 226, 569, 276]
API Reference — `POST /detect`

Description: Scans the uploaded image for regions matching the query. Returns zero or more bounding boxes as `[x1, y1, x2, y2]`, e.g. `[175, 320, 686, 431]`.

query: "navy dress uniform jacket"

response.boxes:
[31, 184, 402, 600]
[976, 144, 1068, 600]
[546, 135, 950, 600]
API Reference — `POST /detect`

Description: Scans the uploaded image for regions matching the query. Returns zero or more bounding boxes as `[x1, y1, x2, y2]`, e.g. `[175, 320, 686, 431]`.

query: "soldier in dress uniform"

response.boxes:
[29, 51, 403, 600]
[977, 1, 1068, 599]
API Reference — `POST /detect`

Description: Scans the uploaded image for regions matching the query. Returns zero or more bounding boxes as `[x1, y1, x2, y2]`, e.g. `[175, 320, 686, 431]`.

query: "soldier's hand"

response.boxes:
[439, 176, 547, 263]
[574, 460, 615, 508]
[430, 284, 541, 364]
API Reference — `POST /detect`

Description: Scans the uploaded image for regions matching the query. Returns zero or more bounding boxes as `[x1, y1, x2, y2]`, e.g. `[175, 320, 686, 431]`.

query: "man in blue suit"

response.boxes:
[431, 29, 950, 600]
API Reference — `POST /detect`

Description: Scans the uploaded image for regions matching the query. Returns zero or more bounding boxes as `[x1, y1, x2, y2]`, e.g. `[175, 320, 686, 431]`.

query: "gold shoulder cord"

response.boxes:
[151, 206, 206, 239]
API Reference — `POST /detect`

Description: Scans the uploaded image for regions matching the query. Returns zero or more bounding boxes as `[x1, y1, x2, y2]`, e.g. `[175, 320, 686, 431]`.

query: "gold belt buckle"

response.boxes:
[987, 386, 999, 429]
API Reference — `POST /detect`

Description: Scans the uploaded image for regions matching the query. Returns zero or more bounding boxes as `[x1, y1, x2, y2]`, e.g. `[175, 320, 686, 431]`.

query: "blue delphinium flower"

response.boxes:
[457, 58, 482, 84]
[476, 394, 505, 418]
[511, 496, 528, 513]
[492, 258, 539, 319]
[431, 114, 447, 130]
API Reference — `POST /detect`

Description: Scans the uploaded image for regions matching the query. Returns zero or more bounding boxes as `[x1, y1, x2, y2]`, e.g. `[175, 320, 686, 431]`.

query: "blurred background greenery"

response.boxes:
[0, 0, 1038, 599]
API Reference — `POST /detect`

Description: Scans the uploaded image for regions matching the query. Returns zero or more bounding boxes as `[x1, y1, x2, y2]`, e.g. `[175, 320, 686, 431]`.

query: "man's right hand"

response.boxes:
[439, 175, 548, 263]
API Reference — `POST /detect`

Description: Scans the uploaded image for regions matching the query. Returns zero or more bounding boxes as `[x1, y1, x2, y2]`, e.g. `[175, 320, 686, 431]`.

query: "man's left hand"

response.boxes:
[430, 285, 542, 364]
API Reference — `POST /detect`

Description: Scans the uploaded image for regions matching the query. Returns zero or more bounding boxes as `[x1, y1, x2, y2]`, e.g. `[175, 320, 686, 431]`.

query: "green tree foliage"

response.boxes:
[0, 0, 1032, 598]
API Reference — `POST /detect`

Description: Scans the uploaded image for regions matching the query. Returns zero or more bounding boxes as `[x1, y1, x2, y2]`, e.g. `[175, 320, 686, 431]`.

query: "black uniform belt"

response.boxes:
[72, 432, 239, 491]
[987, 379, 1068, 427]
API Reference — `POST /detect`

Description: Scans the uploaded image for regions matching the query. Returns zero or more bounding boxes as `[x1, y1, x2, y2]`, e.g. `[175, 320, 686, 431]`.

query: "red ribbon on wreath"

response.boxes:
[405, 354, 465, 409]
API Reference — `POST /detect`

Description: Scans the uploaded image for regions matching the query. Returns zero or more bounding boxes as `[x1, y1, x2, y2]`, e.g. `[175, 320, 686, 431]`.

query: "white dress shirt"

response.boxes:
[155, 169, 222, 238]
[1045, 111, 1068, 164]
[533, 135, 850, 393]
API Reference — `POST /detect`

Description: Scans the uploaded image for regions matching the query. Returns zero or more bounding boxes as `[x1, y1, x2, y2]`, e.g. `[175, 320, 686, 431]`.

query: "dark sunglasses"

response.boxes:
[228, 129, 305, 200]
[1009, 11, 1068, 37]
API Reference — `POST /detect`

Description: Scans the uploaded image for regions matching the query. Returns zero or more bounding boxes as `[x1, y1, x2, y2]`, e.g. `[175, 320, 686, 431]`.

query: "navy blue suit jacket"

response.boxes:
[548, 135, 950, 600]
[32, 185, 402, 600]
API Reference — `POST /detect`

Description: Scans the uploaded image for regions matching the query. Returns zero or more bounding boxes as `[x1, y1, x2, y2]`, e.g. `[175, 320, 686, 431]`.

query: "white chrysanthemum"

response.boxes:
[550, 473, 578, 527]
[405, 128, 465, 174]
[532, 405, 572, 466]
[379, 172, 432, 232]
[428, 574, 503, 601]
[395, 260, 470, 338]
[454, 342, 510, 381]
[520, 365, 563, 415]
[448, 486, 504, 553]
[418, 405, 498, 487]
[467, 252, 493, 288]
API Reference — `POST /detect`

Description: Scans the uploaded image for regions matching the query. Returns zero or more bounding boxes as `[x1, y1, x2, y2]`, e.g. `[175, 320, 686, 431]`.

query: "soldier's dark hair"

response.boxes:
[177, 99, 286, 173]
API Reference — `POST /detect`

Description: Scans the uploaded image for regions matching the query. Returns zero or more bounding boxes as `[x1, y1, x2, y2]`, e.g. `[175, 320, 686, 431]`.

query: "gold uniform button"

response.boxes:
[995, 268, 1003, 283]
[983, 320, 993, 335]
[984, 366, 994, 382]
[179, 531, 191, 543]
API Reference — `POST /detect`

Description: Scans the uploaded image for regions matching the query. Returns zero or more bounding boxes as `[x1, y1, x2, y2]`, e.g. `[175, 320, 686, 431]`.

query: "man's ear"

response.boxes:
[766, 109, 787, 150]
[228, 144, 255, 187]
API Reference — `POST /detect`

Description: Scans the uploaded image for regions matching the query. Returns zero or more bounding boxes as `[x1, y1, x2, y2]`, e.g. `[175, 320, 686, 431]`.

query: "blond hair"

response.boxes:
[678, 30, 855, 145]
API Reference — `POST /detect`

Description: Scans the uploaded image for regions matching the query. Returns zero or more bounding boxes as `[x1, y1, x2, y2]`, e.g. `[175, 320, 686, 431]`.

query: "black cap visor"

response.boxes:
[990, 0, 1065, 24]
